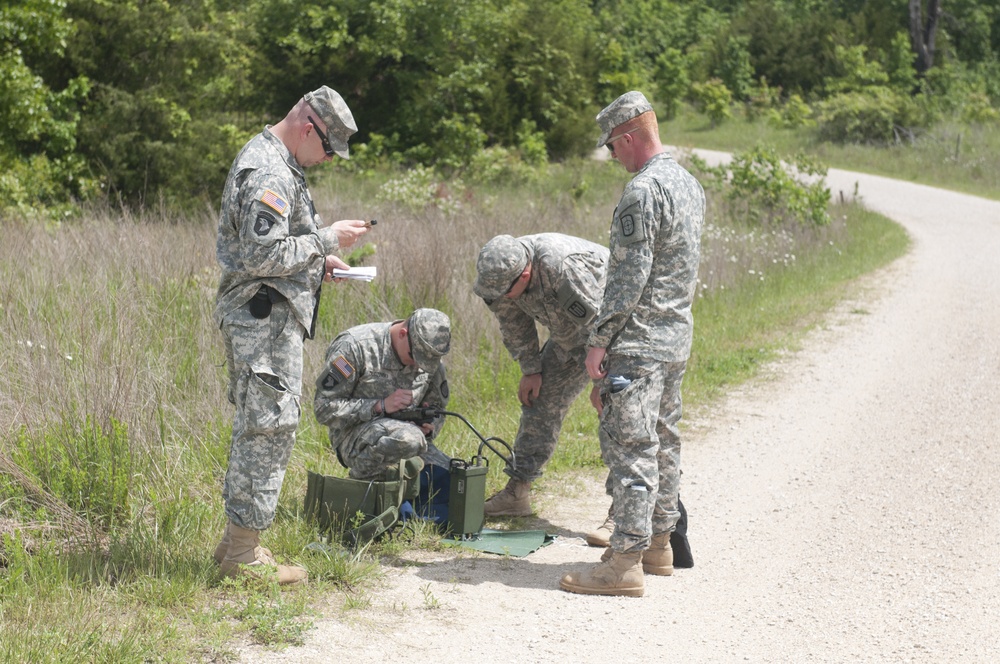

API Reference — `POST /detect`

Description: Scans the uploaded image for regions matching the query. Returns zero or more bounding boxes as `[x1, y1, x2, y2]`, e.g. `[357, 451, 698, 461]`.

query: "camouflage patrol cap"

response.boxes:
[473, 235, 530, 301]
[595, 91, 653, 147]
[407, 308, 451, 373]
[304, 86, 357, 159]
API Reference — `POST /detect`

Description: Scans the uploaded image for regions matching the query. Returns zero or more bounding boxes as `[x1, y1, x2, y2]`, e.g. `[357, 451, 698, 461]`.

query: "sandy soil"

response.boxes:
[239, 155, 1000, 664]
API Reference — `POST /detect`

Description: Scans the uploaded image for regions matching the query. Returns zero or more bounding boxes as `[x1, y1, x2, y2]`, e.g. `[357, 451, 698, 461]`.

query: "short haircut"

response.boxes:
[620, 110, 658, 142]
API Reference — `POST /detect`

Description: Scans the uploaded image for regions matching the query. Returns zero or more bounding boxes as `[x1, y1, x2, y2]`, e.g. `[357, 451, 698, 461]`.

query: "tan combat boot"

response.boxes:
[220, 524, 307, 585]
[559, 550, 644, 597]
[483, 479, 531, 517]
[641, 531, 674, 576]
[600, 531, 674, 576]
[213, 522, 273, 565]
[585, 505, 614, 547]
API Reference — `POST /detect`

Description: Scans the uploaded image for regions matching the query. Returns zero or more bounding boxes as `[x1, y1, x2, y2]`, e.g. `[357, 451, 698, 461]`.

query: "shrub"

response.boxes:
[817, 87, 916, 144]
[691, 145, 830, 227]
[691, 78, 733, 127]
[767, 93, 814, 129]
[746, 77, 781, 121]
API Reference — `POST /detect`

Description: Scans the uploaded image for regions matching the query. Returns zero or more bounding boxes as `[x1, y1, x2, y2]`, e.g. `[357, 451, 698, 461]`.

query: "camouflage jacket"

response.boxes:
[587, 153, 705, 362]
[313, 322, 449, 443]
[484, 233, 608, 375]
[214, 127, 340, 333]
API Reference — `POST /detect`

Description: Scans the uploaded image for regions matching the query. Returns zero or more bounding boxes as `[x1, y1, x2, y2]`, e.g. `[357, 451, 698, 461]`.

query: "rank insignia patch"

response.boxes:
[332, 355, 354, 379]
[260, 189, 288, 215]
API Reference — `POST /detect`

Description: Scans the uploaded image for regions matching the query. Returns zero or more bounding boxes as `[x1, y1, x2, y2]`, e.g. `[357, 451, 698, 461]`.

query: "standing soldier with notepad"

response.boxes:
[213, 86, 370, 584]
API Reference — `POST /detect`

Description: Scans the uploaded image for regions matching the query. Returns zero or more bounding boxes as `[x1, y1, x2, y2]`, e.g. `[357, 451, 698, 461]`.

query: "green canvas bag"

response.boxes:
[304, 458, 422, 547]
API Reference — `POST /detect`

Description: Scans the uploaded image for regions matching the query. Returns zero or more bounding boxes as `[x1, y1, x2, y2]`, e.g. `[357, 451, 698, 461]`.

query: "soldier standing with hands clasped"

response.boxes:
[213, 86, 369, 585]
[560, 91, 705, 597]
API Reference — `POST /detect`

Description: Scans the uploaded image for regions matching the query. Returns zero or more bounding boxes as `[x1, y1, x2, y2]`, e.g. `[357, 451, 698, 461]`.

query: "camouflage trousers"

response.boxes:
[506, 341, 591, 483]
[338, 418, 451, 480]
[598, 354, 686, 554]
[221, 300, 304, 531]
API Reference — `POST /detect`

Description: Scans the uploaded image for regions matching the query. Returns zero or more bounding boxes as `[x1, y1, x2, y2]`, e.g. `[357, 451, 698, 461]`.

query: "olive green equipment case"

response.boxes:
[446, 457, 488, 540]
[304, 408, 514, 547]
[303, 458, 423, 548]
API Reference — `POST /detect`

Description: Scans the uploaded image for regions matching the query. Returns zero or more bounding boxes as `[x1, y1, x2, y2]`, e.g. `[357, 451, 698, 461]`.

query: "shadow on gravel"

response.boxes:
[407, 555, 599, 591]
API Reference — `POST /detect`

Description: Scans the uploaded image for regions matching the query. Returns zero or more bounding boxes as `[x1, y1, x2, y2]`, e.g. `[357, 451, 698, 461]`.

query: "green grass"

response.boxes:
[663, 106, 1000, 201]
[542, 202, 910, 478]
[1, 145, 914, 659]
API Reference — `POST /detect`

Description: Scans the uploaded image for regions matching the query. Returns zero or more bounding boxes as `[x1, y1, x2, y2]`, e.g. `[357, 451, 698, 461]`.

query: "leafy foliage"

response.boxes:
[692, 78, 734, 127]
[1, 0, 998, 214]
[693, 145, 831, 226]
[12, 417, 133, 529]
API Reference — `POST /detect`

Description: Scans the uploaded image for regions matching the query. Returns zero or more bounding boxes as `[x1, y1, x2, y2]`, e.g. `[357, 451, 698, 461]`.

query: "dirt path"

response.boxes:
[239, 158, 1000, 663]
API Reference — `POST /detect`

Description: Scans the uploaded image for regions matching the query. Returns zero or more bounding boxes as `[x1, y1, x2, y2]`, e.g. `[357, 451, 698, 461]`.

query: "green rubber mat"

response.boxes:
[443, 528, 555, 557]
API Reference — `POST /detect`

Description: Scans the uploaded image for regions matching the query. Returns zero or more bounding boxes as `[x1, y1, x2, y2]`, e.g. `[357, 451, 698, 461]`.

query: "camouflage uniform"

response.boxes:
[589, 92, 706, 554]
[314, 309, 452, 480]
[215, 87, 356, 531]
[474, 233, 608, 481]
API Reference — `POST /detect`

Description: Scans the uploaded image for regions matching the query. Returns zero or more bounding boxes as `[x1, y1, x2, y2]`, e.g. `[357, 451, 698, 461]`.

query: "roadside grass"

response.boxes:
[2, 152, 909, 659]
[663, 105, 1000, 201]
[541, 202, 910, 477]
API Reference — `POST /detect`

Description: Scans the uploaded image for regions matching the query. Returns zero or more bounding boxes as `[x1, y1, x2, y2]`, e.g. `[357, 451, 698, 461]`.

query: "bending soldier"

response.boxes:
[473, 233, 607, 517]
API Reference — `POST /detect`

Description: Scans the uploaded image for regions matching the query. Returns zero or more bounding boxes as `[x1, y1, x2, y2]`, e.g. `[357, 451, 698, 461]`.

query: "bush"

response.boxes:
[12, 417, 133, 529]
[767, 93, 814, 129]
[692, 145, 830, 227]
[817, 87, 917, 144]
[691, 78, 733, 127]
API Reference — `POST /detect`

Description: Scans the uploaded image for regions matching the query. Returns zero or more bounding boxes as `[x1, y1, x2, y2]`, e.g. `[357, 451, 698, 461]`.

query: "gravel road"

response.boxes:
[240, 156, 1000, 664]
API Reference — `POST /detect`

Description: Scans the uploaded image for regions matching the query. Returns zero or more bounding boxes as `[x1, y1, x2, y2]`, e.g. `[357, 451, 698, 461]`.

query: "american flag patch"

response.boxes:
[260, 189, 288, 215]
[332, 355, 354, 379]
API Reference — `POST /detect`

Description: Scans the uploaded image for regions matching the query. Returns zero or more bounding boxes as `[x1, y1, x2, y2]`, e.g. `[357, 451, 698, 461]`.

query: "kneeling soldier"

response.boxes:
[314, 308, 453, 479]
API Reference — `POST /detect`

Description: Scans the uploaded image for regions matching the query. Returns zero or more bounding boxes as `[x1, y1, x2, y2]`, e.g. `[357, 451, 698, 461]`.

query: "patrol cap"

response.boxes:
[473, 235, 530, 301]
[595, 91, 653, 147]
[304, 86, 357, 159]
[407, 308, 451, 373]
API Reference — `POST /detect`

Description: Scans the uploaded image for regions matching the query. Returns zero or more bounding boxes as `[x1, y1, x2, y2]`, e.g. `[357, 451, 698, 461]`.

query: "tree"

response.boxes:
[0, 0, 94, 218]
[909, 0, 942, 76]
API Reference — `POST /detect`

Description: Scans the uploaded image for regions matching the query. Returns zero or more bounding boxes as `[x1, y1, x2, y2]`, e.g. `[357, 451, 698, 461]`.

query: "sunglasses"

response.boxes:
[307, 115, 335, 157]
[505, 272, 523, 296]
[405, 316, 416, 362]
[605, 129, 636, 155]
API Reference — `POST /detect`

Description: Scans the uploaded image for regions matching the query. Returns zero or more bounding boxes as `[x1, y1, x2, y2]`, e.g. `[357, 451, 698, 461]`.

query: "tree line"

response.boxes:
[2, 0, 997, 218]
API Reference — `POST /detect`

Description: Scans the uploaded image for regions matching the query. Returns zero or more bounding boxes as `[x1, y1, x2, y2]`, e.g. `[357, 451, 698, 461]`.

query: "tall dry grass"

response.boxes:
[0, 155, 888, 528]
[0, 153, 911, 661]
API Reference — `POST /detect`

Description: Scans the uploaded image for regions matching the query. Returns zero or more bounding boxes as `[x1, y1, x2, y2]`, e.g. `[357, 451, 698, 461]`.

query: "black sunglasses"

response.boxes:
[605, 129, 636, 155]
[506, 272, 523, 296]
[307, 115, 335, 157]
[405, 316, 415, 361]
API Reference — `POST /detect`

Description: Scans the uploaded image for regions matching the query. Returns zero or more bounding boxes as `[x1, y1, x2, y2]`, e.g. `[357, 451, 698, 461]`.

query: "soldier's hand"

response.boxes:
[518, 373, 543, 407]
[324, 254, 350, 282]
[589, 384, 603, 416]
[585, 347, 608, 380]
[383, 388, 413, 414]
[330, 219, 369, 249]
